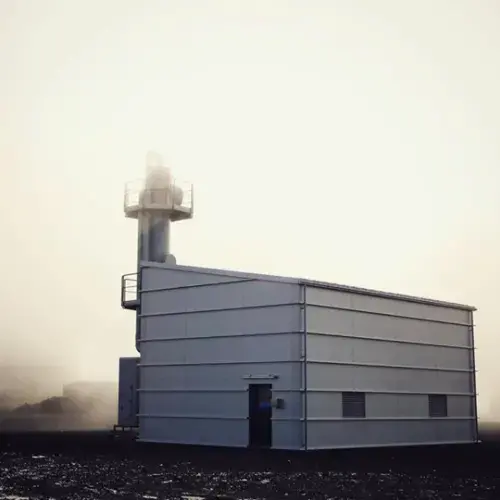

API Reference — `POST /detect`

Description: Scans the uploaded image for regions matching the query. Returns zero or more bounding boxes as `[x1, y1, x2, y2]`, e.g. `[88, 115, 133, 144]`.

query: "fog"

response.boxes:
[1, 1, 499, 421]
[414, 229, 500, 422]
[0, 375, 118, 431]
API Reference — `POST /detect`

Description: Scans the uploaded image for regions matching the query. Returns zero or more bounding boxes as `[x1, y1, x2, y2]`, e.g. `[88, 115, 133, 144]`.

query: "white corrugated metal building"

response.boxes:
[117, 154, 478, 450]
[118, 261, 478, 450]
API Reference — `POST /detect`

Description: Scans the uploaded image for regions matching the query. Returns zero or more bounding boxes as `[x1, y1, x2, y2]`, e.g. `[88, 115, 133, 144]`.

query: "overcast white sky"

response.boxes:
[1, 1, 499, 417]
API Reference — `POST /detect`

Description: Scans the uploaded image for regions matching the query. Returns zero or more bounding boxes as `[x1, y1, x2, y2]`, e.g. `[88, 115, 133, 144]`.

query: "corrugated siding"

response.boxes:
[307, 334, 471, 370]
[137, 266, 303, 449]
[306, 420, 474, 449]
[307, 392, 473, 419]
[141, 334, 301, 365]
[129, 265, 476, 450]
[307, 307, 470, 346]
[141, 306, 298, 339]
[306, 287, 470, 324]
[305, 285, 476, 449]
[140, 363, 302, 390]
[141, 266, 239, 290]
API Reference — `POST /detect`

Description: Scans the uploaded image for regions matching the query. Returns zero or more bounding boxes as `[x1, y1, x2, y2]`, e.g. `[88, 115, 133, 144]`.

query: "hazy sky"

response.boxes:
[1, 1, 499, 416]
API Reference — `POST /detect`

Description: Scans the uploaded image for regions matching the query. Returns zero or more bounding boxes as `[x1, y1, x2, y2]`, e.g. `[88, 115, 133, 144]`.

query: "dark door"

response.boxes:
[248, 384, 272, 448]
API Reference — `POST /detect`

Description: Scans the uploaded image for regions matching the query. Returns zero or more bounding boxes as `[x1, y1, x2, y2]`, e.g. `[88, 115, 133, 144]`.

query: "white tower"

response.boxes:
[121, 152, 193, 352]
[124, 151, 194, 268]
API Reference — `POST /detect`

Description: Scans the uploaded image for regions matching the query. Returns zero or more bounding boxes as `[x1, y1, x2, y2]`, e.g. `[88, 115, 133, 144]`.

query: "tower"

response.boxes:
[124, 151, 194, 267]
[121, 151, 194, 350]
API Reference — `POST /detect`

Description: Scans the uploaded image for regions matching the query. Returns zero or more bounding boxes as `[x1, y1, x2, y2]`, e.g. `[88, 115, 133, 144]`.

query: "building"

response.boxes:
[117, 153, 478, 450]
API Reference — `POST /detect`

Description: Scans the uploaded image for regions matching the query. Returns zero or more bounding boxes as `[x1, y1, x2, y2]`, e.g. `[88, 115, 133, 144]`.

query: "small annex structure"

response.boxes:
[116, 152, 479, 450]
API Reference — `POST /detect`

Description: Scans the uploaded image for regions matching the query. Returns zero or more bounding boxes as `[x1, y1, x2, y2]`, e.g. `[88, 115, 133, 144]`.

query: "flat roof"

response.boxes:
[141, 261, 476, 312]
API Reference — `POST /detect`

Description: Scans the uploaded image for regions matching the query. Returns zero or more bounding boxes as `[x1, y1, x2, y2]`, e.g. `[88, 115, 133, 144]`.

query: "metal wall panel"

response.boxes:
[139, 389, 303, 450]
[141, 278, 300, 316]
[141, 306, 299, 340]
[141, 266, 239, 290]
[307, 306, 470, 346]
[140, 363, 302, 390]
[305, 285, 476, 448]
[271, 421, 304, 449]
[448, 395, 475, 418]
[139, 390, 302, 419]
[137, 266, 303, 448]
[134, 266, 476, 449]
[307, 334, 471, 370]
[307, 419, 474, 449]
[141, 333, 301, 365]
[306, 392, 473, 419]
[306, 362, 473, 393]
[307, 287, 470, 325]
[139, 361, 303, 447]
[140, 417, 247, 447]
[117, 357, 139, 427]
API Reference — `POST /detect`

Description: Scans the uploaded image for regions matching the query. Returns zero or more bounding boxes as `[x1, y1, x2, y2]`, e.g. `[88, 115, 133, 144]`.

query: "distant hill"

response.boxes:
[0, 380, 118, 432]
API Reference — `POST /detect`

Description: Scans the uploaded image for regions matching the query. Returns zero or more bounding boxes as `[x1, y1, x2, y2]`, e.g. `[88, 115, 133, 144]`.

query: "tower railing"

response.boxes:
[124, 178, 193, 215]
[121, 273, 139, 308]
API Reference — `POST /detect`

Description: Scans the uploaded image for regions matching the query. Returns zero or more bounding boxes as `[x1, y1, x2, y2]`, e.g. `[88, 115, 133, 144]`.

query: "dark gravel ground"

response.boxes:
[0, 427, 499, 500]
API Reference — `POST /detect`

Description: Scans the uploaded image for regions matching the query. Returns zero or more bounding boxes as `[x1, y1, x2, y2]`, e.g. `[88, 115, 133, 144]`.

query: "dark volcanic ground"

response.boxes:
[1, 427, 499, 500]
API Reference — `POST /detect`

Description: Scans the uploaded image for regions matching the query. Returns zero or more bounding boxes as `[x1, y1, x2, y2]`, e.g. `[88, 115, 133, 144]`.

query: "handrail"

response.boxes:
[121, 273, 138, 306]
[124, 179, 193, 215]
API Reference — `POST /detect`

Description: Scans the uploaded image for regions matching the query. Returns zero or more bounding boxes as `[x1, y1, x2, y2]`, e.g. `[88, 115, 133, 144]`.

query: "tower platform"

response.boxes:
[124, 179, 193, 221]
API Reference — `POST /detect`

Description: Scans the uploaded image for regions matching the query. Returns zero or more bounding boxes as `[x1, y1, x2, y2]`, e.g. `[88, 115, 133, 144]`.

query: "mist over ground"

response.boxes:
[0, 368, 118, 431]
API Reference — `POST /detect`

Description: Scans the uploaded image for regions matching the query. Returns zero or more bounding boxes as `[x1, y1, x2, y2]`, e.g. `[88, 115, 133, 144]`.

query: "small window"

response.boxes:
[342, 392, 366, 418]
[428, 394, 448, 417]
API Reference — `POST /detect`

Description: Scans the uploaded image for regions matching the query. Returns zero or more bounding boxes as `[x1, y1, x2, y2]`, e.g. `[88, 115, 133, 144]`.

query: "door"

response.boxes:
[118, 357, 139, 427]
[248, 384, 272, 448]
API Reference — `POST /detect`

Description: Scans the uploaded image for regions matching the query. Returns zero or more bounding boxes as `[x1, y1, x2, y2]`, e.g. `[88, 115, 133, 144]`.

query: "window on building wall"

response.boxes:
[428, 394, 448, 417]
[342, 392, 366, 418]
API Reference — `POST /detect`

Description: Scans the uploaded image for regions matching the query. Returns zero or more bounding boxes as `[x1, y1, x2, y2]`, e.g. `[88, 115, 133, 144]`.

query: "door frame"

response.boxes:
[248, 383, 273, 448]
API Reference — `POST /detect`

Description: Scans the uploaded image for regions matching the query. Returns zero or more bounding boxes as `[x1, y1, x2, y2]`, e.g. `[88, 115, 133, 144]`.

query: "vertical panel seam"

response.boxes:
[469, 311, 479, 443]
[303, 285, 308, 451]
